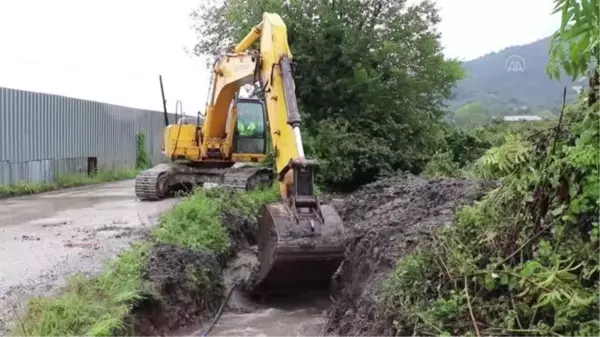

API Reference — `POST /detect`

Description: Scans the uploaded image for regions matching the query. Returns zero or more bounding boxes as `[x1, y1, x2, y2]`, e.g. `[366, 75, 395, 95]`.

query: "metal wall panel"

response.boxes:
[0, 86, 182, 186]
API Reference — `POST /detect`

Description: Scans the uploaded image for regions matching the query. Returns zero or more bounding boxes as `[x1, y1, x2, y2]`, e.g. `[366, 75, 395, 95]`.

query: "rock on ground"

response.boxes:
[327, 173, 493, 336]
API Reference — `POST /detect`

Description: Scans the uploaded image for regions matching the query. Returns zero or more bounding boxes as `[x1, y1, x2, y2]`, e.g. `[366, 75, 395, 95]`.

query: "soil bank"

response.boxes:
[326, 173, 493, 336]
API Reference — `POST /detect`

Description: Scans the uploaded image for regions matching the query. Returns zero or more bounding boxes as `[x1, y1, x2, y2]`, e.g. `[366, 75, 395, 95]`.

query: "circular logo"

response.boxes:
[505, 55, 526, 72]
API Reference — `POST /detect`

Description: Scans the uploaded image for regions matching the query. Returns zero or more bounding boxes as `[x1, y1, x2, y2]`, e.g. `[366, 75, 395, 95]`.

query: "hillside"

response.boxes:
[449, 36, 582, 117]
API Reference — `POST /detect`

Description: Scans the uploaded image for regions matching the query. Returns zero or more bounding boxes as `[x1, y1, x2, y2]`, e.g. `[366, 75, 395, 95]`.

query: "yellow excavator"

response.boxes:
[135, 13, 345, 294]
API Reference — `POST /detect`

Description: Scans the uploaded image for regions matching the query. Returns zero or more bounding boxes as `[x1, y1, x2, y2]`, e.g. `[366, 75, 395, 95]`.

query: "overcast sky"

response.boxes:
[0, 0, 560, 114]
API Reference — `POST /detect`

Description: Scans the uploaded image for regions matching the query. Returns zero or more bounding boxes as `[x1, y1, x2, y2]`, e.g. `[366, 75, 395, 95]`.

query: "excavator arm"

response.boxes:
[201, 13, 320, 209]
[200, 13, 345, 295]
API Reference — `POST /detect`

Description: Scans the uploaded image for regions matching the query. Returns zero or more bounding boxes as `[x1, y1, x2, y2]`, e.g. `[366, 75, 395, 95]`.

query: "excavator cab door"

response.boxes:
[233, 98, 268, 155]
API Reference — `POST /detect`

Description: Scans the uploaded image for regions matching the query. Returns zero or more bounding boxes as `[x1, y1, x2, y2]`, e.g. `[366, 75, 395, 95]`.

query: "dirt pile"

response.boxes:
[221, 209, 258, 250]
[327, 173, 493, 336]
[132, 244, 224, 335]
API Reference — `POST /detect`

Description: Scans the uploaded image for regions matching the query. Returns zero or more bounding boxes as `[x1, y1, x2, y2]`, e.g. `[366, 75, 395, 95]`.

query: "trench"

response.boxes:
[138, 173, 491, 337]
[173, 250, 333, 337]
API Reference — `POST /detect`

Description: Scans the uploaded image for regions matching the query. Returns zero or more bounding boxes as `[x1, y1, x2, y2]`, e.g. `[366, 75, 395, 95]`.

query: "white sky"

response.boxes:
[0, 0, 560, 113]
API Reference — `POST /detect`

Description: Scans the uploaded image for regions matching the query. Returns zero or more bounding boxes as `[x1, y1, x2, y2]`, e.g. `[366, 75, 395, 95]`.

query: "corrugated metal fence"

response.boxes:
[0, 86, 179, 185]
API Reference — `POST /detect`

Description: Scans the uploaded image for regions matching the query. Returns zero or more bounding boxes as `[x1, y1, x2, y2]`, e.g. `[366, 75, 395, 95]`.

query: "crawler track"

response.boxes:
[135, 163, 274, 201]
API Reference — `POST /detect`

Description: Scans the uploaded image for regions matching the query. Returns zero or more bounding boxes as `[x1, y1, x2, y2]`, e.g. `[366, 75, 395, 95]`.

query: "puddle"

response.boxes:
[0, 181, 136, 227]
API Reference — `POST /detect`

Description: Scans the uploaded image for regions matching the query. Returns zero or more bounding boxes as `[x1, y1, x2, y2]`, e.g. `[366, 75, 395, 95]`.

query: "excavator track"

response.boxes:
[221, 165, 274, 191]
[135, 163, 274, 201]
[135, 164, 172, 201]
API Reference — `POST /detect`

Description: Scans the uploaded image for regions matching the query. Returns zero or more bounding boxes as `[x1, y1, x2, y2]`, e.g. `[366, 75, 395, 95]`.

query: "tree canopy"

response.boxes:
[191, 0, 464, 190]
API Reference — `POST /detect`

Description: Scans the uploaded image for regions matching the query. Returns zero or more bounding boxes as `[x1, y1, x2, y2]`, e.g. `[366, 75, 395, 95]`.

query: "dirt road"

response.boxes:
[0, 180, 176, 333]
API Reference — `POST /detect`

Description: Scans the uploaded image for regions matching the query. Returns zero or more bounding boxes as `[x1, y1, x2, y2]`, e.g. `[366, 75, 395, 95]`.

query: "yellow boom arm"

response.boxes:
[201, 13, 315, 201]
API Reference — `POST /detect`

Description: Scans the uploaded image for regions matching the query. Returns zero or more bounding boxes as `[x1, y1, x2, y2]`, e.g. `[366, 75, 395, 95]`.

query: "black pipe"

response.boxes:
[198, 284, 237, 337]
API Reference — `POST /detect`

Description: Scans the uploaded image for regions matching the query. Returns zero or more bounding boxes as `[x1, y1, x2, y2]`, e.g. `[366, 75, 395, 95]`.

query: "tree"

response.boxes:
[547, 0, 599, 104]
[191, 0, 464, 190]
[547, 0, 599, 80]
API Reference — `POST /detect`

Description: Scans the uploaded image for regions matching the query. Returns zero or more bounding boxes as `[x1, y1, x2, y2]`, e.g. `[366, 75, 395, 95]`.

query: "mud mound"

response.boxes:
[221, 210, 257, 251]
[132, 244, 224, 335]
[327, 173, 493, 336]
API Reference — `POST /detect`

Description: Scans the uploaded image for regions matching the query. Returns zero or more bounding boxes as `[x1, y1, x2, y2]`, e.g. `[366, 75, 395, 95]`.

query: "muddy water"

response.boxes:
[183, 292, 331, 337]
[177, 250, 333, 337]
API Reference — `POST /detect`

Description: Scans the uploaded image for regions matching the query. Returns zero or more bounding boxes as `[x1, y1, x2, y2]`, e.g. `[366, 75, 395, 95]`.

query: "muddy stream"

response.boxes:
[174, 250, 333, 337]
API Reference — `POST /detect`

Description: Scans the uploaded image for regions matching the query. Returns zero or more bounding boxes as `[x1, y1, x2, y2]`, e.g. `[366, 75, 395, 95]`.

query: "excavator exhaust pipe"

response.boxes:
[244, 159, 346, 295]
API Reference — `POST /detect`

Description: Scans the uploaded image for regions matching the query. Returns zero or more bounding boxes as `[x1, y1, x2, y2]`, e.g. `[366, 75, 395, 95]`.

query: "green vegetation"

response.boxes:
[13, 185, 279, 336]
[135, 131, 151, 170]
[382, 1, 600, 335]
[423, 119, 554, 179]
[153, 186, 279, 254]
[0, 168, 139, 199]
[11, 0, 599, 335]
[384, 98, 599, 336]
[193, 0, 465, 190]
[16, 243, 151, 336]
[453, 102, 490, 128]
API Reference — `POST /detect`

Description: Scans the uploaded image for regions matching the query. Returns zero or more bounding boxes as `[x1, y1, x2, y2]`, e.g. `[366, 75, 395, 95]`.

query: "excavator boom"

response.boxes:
[222, 13, 345, 294]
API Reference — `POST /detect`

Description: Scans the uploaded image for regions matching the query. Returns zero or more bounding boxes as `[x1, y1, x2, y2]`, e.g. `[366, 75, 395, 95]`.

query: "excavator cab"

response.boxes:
[233, 98, 268, 155]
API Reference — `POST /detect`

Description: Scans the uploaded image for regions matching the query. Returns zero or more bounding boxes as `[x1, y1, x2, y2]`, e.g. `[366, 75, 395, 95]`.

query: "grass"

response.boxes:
[12, 184, 280, 336]
[15, 243, 151, 336]
[0, 168, 139, 199]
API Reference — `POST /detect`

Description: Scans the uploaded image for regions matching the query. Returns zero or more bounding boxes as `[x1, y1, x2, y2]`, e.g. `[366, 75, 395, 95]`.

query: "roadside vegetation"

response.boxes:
[12, 185, 279, 336]
[0, 131, 151, 198]
[381, 0, 599, 335]
[0, 168, 139, 199]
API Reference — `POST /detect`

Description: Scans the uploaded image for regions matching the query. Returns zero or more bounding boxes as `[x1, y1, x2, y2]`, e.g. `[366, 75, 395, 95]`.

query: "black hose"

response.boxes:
[198, 284, 237, 337]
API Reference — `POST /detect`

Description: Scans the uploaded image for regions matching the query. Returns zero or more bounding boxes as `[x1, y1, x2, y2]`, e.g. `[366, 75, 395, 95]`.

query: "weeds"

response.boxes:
[153, 185, 278, 255]
[136, 131, 151, 170]
[0, 168, 139, 199]
[15, 243, 151, 336]
[381, 99, 599, 336]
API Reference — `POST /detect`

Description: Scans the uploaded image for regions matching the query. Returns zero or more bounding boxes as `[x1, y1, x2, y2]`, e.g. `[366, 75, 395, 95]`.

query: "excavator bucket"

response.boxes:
[244, 159, 346, 295]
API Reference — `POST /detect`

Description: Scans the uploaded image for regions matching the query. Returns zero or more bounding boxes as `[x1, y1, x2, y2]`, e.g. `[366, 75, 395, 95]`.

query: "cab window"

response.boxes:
[234, 100, 266, 154]
[237, 101, 265, 136]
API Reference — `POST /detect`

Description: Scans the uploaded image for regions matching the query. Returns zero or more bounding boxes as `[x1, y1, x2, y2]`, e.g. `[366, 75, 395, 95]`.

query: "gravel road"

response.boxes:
[0, 180, 176, 334]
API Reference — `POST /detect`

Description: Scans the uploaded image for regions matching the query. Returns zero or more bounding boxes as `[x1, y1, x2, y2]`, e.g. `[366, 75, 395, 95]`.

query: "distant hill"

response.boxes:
[448, 36, 584, 118]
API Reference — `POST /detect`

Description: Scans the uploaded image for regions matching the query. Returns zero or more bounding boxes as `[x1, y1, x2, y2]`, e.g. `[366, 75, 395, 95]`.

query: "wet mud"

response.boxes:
[133, 244, 224, 336]
[326, 173, 493, 336]
[133, 201, 339, 336]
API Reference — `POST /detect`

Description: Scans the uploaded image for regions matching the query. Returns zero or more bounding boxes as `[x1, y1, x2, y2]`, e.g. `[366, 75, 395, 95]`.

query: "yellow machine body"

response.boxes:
[135, 13, 345, 295]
